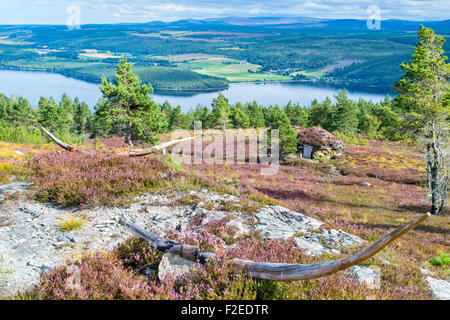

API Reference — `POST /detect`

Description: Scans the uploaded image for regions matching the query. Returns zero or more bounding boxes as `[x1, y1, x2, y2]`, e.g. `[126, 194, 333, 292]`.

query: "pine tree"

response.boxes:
[11, 97, 32, 126]
[37, 97, 63, 133]
[192, 104, 212, 129]
[210, 92, 231, 130]
[168, 105, 189, 130]
[74, 98, 93, 136]
[229, 103, 250, 129]
[332, 90, 359, 134]
[98, 59, 167, 146]
[245, 101, 265, 128]
[268, 107, 298, 160]
[393, 25, 449, 215]
[307, 97, 333, 130]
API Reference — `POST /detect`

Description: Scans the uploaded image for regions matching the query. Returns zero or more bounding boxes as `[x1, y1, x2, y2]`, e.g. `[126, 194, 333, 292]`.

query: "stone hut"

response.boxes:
[297, 127, 344, 159]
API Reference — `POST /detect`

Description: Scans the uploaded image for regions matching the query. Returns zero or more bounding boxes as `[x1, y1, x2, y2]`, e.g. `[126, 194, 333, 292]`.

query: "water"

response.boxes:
[0, 69, 389, 113]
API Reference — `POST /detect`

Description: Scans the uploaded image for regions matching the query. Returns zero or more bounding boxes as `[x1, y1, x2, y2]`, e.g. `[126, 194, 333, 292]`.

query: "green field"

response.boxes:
[177, 57, 291, 82]
[0, 19, 448, 90]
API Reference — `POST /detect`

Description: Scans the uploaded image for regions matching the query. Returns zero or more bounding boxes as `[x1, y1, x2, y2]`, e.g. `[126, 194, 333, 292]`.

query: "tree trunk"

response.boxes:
[428, 142, 447, 215]
[124, 120, 134, 148]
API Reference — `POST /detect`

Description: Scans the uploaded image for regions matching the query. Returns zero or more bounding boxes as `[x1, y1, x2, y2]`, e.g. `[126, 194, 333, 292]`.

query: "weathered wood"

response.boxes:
[41, 126, 77, 152]
[118, 137, 195, 157]
[118, 214, 216, 264]
[41, 126, 195, 157]
[118, 212, 430, 281]
[231, 213, 430, 280]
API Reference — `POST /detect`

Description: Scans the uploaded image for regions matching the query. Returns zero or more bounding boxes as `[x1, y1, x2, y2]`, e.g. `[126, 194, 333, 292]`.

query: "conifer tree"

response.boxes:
[332, 90, 359, 134]
[230, 102, 250, 129]
[268, 107, 298, 160]
[210, 91, 231, 130]
[393, 26, 449, 215]
[99, 59, 167, 146]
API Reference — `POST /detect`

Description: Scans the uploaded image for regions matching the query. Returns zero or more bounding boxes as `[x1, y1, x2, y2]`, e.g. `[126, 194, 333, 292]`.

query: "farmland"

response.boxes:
[0, 18, 448, 91]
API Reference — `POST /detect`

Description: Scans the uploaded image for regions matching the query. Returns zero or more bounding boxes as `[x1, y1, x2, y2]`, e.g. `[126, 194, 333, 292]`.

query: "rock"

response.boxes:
[419, 268, 433, 276]
[158, 253, 198, 281]
[426, 276, 450, 300]
[254, 206, 364, 256]
[226, 218, 250, 237]
[351, 265, 380, 289]
[201, 210, 227, 224]
[360, 182, 371, 187]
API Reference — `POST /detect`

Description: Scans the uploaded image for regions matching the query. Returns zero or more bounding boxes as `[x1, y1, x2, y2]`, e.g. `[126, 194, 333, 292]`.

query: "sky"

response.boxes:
[0, 0, 449, 25]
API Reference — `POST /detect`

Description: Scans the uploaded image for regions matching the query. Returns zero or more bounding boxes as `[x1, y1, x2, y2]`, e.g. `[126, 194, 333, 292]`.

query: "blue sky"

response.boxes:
[0, 0, 448, 25]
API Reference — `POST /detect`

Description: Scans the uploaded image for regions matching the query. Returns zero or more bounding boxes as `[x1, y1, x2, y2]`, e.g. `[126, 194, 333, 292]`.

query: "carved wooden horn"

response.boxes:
[41, 126, 77, 152]
[40, 126, 195, 157]
[118, 213, 429, 281]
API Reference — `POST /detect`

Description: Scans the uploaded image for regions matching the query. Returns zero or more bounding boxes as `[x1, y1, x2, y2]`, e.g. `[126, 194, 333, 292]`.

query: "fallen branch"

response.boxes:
[118, 212, 430, 281]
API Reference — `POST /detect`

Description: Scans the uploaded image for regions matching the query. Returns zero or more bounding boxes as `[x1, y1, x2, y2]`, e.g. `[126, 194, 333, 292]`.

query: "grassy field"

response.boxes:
[177, 57, 291, 82]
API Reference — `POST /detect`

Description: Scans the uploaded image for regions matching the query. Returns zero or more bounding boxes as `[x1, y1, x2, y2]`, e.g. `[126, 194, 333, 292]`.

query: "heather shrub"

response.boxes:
[297, 127, 344, 151]
[22, 231, 433, 300]
[29, 252, 155, 300]
[115, 237, 163, 271]
[27, 152, 175, 207]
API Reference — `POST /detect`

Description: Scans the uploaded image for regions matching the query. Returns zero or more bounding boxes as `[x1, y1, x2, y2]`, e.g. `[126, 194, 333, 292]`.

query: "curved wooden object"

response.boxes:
[118, 137, 195, 157]
[118, 212, 430, 281]
[41, 126, 77, 152]
[41, 126, 195, 157]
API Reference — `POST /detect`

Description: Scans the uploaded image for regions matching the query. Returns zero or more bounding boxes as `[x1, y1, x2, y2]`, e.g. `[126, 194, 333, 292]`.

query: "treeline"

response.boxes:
[0, 93, 93, 144]
[162, 90, 402, 139]
[0, 88, 403, 146]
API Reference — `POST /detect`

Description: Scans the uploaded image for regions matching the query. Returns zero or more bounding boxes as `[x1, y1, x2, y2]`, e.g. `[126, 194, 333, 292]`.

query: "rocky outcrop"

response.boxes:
[297, 127, 344, 159]
[253, 205, 364, 256]
[158, 253, 198, 281]
[425, 276, 450, 300]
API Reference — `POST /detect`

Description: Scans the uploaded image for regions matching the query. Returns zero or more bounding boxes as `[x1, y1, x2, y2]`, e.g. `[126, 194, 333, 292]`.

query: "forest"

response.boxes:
[0, 18, 448, 91]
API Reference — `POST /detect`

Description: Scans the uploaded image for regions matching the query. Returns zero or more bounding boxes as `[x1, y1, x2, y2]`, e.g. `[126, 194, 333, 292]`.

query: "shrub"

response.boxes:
[27, 152, 175, 207]
[429, 252, 450, 267]
[26, 252, 156, 300]
[297, 127, 344, 151]
[58, 214, 87, 231]
[0, 125, 44, 144]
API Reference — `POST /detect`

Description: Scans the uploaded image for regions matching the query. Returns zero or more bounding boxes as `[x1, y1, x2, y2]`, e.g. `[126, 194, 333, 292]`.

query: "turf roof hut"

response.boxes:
[297, 127, 344, 159]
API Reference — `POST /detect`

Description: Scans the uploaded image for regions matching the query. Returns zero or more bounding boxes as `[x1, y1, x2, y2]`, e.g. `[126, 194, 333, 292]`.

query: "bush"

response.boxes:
[0, 125, 43, 144]
[27, 152, 175, 207]
[297, 127, 344, 151]
[429, 252, 450, 267]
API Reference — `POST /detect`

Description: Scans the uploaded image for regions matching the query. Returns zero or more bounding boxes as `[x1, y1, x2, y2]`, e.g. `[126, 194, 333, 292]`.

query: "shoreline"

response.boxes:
[0, 66, 391, 95]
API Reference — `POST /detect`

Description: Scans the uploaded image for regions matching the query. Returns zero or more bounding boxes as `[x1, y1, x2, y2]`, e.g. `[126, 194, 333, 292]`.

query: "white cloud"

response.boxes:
[0, 0, 448, 24]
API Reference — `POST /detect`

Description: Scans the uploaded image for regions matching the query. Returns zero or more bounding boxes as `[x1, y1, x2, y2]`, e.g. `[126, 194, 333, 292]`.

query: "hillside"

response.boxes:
[0, 18, 449, 90]
[0, 134, 448, 299]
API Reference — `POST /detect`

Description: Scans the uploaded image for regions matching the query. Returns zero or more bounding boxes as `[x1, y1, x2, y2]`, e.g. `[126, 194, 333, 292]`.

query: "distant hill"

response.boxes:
[143, 17, 450, 33]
